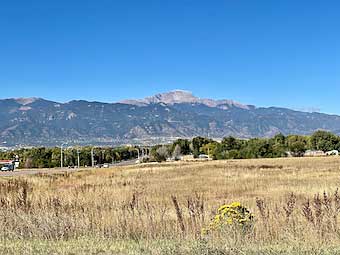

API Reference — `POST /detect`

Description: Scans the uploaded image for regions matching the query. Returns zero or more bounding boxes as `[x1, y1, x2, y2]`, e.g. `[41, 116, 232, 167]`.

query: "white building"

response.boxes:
[304, 150, 326, 157]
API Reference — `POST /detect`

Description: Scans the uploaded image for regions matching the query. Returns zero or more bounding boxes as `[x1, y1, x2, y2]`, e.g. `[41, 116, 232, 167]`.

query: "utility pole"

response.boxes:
[102, 150, 105, 164]
[60, 143, 67, 168]
[77, 148, 80, 168]
[91, 147, 95, 168]
[61, 145, 63, 168]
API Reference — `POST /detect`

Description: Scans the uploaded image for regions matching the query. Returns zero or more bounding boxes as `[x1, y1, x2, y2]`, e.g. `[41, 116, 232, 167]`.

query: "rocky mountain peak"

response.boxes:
[145, 90, 197, 104]
[119, 90, 250, 109]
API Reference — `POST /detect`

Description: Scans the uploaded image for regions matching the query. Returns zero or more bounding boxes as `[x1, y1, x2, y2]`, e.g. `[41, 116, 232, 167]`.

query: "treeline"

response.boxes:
[1, 130, 339, 168]
[0, 147, 138, 169]
[150, 130, 340, 161]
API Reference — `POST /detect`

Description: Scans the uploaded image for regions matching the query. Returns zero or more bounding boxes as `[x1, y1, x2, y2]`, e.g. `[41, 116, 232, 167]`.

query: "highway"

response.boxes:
[0, 159, 137, 177]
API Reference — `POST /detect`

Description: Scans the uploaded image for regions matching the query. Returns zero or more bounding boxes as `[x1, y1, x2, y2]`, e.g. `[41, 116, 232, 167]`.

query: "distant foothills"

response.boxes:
[1, 90, 340, 147]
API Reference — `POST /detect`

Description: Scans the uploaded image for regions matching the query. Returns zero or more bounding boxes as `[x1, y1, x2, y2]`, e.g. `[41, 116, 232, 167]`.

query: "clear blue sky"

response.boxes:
[1, 0, 339, 114]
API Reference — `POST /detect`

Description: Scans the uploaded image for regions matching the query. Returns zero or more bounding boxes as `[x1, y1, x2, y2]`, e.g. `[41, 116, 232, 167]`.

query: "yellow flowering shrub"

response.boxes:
[202, 202, 254, 235]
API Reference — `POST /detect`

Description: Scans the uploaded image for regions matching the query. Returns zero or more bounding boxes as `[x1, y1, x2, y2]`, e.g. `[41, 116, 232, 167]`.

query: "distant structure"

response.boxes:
[135, 147, 151, 163]
[304, 150, 339, 157]
[304, 150, 326, 157]
[326, 150, 339, 156]
[0, 155, 20, 170]
[180, 154, 212, 162]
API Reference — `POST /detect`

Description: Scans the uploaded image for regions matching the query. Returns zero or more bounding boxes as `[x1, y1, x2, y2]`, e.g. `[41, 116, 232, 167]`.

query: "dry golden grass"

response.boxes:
[1, 157, 340, 254]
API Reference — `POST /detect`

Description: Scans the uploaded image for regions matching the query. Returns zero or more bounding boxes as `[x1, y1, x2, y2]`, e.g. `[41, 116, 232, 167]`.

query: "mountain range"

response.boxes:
[1, 90, 340, 147]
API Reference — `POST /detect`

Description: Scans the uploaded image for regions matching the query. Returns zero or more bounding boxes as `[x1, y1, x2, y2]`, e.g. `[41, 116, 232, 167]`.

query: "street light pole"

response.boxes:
[61, 145, 63, 168]
[60, 143, 67, 168]
[77, 149, 80, 168]
[91, 147, 95, 168]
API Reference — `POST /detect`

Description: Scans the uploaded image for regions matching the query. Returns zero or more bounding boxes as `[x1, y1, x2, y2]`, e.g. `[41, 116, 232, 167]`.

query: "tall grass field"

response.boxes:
[1, 157, 340, 254]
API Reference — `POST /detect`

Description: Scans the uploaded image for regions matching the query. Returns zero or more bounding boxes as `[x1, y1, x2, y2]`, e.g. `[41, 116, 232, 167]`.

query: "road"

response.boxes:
[0, 159, 137, 177]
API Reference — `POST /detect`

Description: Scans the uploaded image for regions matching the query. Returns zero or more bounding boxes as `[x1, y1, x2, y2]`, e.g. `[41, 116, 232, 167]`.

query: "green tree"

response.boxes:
[150, 145, 170, 162]
[192, 137, 213, 158]
[287, 135, 308, 157]
[201, 142, 218, 158]
[221, 136, 243, 151]
[310, 130, 340, 152]
[172, 139, 191, 155]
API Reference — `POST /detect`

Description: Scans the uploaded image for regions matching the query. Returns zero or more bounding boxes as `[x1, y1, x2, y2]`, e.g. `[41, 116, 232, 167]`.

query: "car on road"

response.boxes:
[1, 164, 14, 171]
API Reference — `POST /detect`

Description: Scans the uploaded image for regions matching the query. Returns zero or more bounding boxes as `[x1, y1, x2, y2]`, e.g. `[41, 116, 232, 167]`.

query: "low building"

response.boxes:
[181, 155, 195, 161]
[181, 154, 212, 161]
[304, 150, 326, 157]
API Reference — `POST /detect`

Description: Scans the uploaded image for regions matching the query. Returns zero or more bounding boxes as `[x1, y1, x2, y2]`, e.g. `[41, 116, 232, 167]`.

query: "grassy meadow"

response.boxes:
[1, 157, 340, 254]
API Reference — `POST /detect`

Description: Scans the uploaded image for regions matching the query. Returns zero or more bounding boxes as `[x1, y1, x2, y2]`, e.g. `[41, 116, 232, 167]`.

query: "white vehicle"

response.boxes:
[0, 158, 19, 172]
[1, 164, 14, 171]
[103, 163, 110, 168]
[198, 154, 209, 159]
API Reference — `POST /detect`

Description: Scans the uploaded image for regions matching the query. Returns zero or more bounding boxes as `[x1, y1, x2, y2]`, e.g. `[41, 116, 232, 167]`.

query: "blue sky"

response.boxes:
[1, 0, 339, 114]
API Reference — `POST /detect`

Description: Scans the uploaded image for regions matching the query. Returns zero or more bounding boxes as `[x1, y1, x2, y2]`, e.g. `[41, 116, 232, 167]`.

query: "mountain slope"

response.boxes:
[0, 91, 340, 146]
